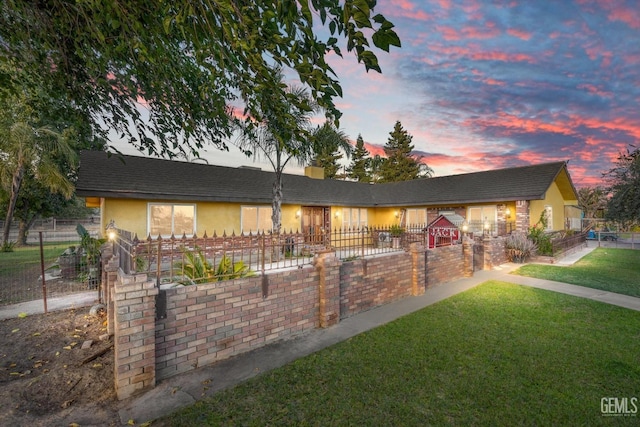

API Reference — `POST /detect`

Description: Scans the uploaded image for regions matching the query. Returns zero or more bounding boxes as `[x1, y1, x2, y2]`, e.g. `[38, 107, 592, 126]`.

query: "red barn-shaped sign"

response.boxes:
[426, 215, 461, 249]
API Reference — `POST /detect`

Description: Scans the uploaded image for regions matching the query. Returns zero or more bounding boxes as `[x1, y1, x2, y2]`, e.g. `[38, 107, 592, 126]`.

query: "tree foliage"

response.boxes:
[577, 186, 607, 219]
[311, 122, 352, 179]
[0, 63, 105, 246]
[378, 121, 431, 183]
[235, 70, 318, 234]
[347, 134, 372, 182]
[604, 146, 640, 226]
[1, 0, 401, 159]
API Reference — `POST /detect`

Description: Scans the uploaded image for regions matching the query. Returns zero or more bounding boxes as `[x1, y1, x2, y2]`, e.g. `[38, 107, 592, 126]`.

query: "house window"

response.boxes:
[467, 206, 497, 233]
[149, 204, 195, 236]
[544, 206, 553, 231]
[406, 208, 427, 225]
[342, 208, 368, 229]
[241, 206, 273, 233]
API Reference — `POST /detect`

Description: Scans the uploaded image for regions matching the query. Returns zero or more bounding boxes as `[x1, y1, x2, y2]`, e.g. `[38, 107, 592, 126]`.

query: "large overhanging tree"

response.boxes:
[1, 1, 401, 158]
[604, 146, 640, 227]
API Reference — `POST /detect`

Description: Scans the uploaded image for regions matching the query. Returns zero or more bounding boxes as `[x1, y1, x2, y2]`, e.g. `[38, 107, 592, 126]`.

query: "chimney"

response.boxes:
[304, 166, 324, 179]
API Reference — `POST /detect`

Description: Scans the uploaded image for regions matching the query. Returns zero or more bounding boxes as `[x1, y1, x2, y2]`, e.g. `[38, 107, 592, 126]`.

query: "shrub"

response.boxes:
[505, 232, 537, 263]
[175, 247, 255, 284]
[528, 211, 553, 255]
[1, 241, 15, 252]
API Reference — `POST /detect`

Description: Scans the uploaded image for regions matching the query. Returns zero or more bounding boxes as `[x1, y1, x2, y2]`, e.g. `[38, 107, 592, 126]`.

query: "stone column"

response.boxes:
[113, 271, 158, 400]
[313, 250, 340, 328]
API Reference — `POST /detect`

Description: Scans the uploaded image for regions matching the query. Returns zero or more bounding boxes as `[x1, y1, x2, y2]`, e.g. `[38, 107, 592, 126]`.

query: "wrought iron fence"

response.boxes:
[112, 224, 438, 286]
[551, 232, 587, 256]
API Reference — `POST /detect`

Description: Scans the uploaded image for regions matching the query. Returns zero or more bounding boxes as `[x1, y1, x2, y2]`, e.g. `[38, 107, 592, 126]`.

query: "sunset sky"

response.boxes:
[114, 0, 640, 188]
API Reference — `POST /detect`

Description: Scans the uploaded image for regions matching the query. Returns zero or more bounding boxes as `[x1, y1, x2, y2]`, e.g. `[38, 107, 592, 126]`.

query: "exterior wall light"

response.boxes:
[295, 209, 301, 219]
[106, 220, 118, 241]
[505, 208, 512, 219]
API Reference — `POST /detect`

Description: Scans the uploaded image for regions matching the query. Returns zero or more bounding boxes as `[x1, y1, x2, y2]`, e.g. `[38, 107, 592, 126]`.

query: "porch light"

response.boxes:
[394, 211, 399, 218]
[505, 208, 512, 219]
[484, 220, 490, 237]
[462, 222, 468, 234]
[106, 220, 117, 241]
[295, 209, 301, 219]
[334, 211, 339, 218]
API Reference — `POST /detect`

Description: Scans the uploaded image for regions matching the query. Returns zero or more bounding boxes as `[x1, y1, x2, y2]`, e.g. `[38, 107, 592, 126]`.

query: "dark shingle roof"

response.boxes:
[76, 151, 575, 206]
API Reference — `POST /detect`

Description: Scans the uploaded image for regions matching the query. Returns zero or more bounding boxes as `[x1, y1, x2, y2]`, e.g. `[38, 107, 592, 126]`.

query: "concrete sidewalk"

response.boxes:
[0, 290, 98, 320]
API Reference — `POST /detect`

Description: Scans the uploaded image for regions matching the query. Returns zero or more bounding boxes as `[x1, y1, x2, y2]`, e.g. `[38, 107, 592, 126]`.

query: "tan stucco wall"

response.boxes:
[102, 198, 304, 237]
[529, 181, 566, 230]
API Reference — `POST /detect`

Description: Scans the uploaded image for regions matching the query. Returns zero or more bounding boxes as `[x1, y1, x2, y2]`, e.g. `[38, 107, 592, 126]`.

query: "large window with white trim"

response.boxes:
[149, 204, 195, 236]
[544, 206, 553, 231]
[406, 208, 427, 225]
[467, 206, 497, 233]
[342, 208, 368, 229]
[241, 206, 273, 233]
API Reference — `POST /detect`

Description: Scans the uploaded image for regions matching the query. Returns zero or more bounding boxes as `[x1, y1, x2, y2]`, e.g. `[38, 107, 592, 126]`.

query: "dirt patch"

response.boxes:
[0, 306, 121, 426]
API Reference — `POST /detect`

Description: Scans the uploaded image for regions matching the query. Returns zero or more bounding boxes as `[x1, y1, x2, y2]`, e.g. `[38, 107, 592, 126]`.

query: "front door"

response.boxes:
[302, 207, 330, 245]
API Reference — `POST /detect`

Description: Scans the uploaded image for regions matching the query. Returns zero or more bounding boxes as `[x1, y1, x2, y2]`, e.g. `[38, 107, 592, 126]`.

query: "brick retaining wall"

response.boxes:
[111, 242, 478, 400]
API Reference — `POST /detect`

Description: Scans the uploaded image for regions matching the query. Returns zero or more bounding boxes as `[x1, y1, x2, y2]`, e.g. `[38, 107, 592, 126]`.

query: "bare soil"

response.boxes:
[0, 306, 121, 426]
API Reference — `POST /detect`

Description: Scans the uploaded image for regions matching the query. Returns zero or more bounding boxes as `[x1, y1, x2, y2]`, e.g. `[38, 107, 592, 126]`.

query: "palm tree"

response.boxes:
[235, 68, 318, 234]
[0, 122, 76, 247]
[310, 122, 352, 179]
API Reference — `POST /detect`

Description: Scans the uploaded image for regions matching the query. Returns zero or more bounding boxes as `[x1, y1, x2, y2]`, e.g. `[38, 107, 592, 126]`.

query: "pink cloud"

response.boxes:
[385, 0, 431, 21]
[506, 28, 533, 40]
[429, 44, 537, 64]
[577, 83, 613, 98]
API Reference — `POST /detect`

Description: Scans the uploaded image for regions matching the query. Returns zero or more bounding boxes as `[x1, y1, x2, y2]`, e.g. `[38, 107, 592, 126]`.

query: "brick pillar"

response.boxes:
[462, 236, 474, 277]
[516, 200, 530, 233]
[101, 247, 119, 336]
[313, 250, 340, 328]
[410, 242, 426, 296]
[483, 237, 493, 270]
[114, 271, 158, 400]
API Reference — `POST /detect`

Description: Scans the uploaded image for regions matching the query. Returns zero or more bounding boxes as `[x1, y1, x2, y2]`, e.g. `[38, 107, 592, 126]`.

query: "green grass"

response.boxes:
[164, 282, 640, 426]
[0, 242, 78, 279]
[514, 247, 640, 297]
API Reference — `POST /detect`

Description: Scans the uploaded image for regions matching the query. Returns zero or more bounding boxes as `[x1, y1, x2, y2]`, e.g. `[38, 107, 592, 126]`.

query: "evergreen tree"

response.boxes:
[378, 121, 423, 183]
[347, 134, 371, 182]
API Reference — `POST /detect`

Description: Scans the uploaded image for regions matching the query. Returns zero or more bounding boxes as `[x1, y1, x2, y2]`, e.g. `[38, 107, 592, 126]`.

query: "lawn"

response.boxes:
[164, 281, 640, 426]
[513, 247, 640, 297]
[0, 242, 76, 280]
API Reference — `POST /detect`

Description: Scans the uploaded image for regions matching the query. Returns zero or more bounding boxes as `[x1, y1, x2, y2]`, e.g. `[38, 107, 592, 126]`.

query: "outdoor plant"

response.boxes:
[505, 232, 537, 263]
[175, 246, 254, 284]
[76, 224, 106, 287]
[214, 254, 255, 282]
[389, 224, 404, 237]
[528, 211, 553, 255]
[1, 241, 15, 252]
[77, 224, 106, 265]
[175, 246, 215, 284]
